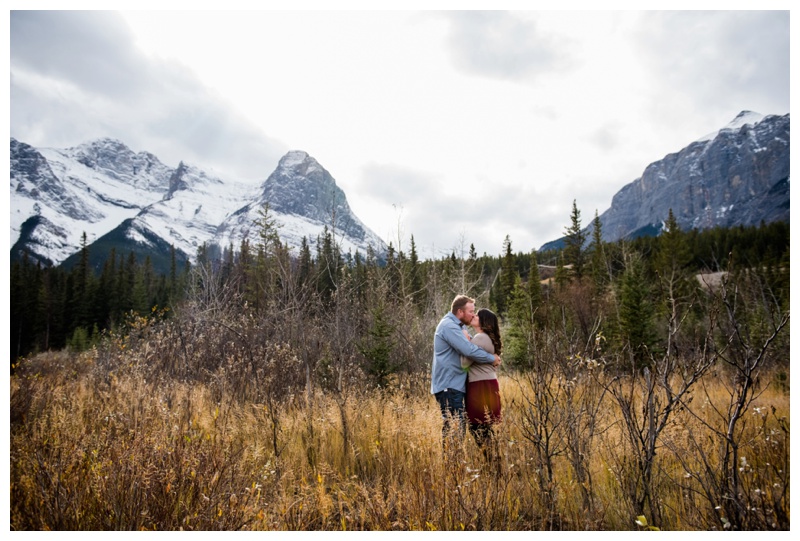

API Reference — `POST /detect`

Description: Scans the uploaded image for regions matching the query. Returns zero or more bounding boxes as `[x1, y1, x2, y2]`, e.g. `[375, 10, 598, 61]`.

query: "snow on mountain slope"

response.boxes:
[694, 110, 765, 143]
[124, 162, 260, 258]
[11, 137, 172, 264]
[538, 111, 789, 252]
[596, 112, 789, 244]
[11, 138, 388, 267]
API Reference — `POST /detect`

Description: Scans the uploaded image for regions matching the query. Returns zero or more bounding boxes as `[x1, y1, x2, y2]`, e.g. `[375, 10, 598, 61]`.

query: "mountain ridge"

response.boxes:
[11, 110, 790, 270]
[539, 111, 790, 252]
[10, 138, 389, 272]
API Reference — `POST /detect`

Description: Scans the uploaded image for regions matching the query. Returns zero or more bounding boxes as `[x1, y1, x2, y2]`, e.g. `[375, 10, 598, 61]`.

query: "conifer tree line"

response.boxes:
[10, 202, 790, 382]
[11, 232, 190, 360]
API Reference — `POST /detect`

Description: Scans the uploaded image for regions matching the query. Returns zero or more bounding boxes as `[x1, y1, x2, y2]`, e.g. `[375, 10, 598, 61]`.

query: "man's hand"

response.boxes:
[493, 355, 502, 367]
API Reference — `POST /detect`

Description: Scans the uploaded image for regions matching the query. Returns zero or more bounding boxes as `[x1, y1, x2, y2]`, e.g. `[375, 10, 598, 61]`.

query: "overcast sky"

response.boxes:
[7, 4, 792, 259]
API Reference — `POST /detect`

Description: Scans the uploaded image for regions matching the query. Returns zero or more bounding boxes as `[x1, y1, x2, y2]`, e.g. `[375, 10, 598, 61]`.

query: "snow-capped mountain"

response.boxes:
[90, 160, 260, 269]
[539, 111, 790, 250]
[212, 151, 386, 259]
[10, 138, 388, 271]
[11, 138, 173, 265]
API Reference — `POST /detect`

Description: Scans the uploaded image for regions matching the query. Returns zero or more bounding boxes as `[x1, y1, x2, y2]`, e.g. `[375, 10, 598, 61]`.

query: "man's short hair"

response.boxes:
[451, 294, 474, 315]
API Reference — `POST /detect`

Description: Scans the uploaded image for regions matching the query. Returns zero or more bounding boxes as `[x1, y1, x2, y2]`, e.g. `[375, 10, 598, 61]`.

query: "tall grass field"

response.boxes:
[10, 315, 789, 530]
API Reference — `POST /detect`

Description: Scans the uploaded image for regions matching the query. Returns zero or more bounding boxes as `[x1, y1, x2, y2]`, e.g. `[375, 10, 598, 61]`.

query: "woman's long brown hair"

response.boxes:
[477, 308, 502, 355]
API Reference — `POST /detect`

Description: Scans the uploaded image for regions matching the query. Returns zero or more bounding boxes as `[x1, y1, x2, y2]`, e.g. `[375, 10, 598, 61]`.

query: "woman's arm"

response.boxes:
[441, 320, 497, 364]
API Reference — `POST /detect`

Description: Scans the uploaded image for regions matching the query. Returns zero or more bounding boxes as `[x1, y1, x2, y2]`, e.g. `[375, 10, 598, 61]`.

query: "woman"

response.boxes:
[461, 308, 502, 457]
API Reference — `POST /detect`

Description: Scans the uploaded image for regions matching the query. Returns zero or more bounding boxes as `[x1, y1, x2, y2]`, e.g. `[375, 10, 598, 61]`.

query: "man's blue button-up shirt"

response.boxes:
[431, 312, 496, 394]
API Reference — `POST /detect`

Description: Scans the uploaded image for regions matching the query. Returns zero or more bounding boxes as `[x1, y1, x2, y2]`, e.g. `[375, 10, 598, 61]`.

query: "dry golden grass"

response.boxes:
[10, 345, 789, 531]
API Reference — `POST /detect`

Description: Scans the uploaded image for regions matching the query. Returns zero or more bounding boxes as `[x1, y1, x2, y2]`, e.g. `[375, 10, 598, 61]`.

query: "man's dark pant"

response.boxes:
[434, 388, 466, 440]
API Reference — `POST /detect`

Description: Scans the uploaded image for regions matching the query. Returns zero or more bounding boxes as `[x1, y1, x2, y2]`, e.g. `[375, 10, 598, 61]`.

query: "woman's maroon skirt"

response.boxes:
[466, 378, 502, 425]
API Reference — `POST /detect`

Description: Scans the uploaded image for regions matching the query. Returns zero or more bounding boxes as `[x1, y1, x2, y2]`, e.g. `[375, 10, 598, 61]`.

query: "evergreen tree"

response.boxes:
[169, 245, 178, 301]
[109, 250, 123, 319]
[364, 244, 381, 298]
[655, 209, 691, 275]
[358, 304, 398, 388]
[96, 250, 115, 327]
[35, 265, 55, 352]
[466, 243, 481, 289]
[408, 235, 423, 308]
[238, 238, 252, 300]
[527, 251, 543, 316]
[505, 273, 533, 366]
[298, 236, 313, 287]
[590, 210, 608, 293]
[251, 203, 282, 312]
[131, 255, 154, 313]
[554, 252, 569, 291]
[152, 274, 169, 312]
[122, 251, 137, 314]
[144, 255, 156, 308]
[617, 255, 657, 369]
[255, 203, 281, 250]
[496, 235, 517, 315]
[351, 250, 369, 303]
[563, 199, 587, 280]
[221, 243, 235, 288]
[11, 255, 42, 362]
[72, 232, 92, 328]
[397, 249, 408, 300]
[445, 251, 464, 284]
[317, 226, 340, 304]
[10, 259, 22, 361]
[653, 209, 697, 352]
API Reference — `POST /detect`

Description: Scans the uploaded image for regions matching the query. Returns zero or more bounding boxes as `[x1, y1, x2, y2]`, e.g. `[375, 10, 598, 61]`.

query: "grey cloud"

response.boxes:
[357, 163, 444, 205]
[636, 11, 789, 120]
[586, 123, 622, 152]
[420, 182, 555, 256]
[11, 11, 146, 98]
[354, 161, 588, 256]
[355, 162, 511, 255]
[354, 151, 636, 257]
[444, 11, 569, 81]
[10, 11, 286, 181]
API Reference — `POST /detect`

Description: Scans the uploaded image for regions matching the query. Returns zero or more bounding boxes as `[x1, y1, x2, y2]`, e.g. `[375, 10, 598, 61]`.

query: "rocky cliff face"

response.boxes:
[598, 111, 789, 242]
[70, 138, 170, 193]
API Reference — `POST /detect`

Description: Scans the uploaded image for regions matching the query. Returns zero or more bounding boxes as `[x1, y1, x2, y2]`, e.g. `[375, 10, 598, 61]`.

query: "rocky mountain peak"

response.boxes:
[259, 151, 347, 225]
[71, 137, 132, 167]
[278, 150, 313, 168]
[67, 137, 171, 189]
[596, 112, 789, 244]
[695, 110, 765, 143]
[211, 150, 384, 260]
[730, 110, 763, 123]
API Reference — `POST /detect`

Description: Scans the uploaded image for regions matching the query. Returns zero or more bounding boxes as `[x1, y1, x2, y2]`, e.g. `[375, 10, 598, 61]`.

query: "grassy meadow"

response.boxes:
[10, 316, 789, 531]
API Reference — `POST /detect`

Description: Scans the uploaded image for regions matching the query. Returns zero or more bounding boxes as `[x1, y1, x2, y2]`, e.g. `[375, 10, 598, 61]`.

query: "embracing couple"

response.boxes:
[431, 294, 503, 458]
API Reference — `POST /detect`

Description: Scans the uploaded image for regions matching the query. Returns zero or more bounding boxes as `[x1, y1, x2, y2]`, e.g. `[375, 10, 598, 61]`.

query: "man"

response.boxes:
[431, 294, 501, 440]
